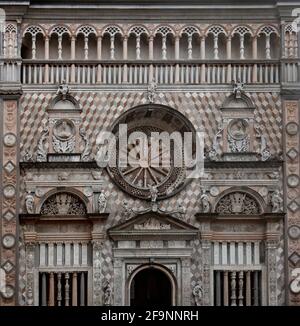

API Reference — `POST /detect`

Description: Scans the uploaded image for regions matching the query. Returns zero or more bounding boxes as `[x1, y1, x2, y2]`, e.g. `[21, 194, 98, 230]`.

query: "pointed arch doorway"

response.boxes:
[129, 265, 175, 306]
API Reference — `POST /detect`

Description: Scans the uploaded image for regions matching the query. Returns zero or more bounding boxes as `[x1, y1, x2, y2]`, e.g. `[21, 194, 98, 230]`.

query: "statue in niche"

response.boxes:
[103, 282, 112, 306]
[271, 189, 283, 213]
[98, 190, 107, 213]
[36, 125, 49, 162]
[25, 193, 35, 214]
[200, 189, 211, 213]
[193, 282, 203, 306]
[148, 184, 158, 203]
[232, 79, 244, 99]
[56, 80, 70, 100]
[147, 78, 157, 103]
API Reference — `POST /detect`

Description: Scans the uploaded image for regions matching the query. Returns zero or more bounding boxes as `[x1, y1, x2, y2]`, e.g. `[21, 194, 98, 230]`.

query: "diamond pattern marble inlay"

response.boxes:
[3, 210, 15, 222]
[288, 200, 300, 213]
[1, 260, 14, 273]
[286, 148, 299, 161]
[289, 252, 300, 266]
[4, 161, 15, 174]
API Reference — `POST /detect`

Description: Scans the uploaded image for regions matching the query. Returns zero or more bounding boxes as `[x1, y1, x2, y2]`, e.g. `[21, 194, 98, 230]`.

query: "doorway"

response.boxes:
[130, 267, 172, 306]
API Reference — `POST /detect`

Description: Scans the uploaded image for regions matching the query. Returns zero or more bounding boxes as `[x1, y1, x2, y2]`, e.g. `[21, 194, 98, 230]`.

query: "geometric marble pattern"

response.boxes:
[289, 252, 300, 266]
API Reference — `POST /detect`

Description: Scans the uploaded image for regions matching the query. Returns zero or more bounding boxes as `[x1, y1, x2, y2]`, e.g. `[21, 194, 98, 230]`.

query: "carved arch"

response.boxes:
[231, 25, 253, 37]
[37, 188, 89, 215]
[222, 93, 255, 109]
[181, 25, 201, 37]
[49, 25, 71, 36]
[102, 25, 123, 37]
[213, 187, 266, 215]
[76, 25, 97, 37]
[128, 25, 149, 37]
[154, 25, 175, 36]
[205, 25, 227, 37]
[126, 263, 177, 305]
[23, 25, 45, 37]
[256, 25, 279, 37]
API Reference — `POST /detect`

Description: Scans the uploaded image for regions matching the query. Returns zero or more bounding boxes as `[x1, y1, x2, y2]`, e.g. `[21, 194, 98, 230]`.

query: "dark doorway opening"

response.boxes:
[130, 268, 172, 306]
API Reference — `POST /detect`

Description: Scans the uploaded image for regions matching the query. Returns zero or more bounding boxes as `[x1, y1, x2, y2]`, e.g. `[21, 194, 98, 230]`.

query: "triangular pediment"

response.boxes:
[108, 213, 198, 241]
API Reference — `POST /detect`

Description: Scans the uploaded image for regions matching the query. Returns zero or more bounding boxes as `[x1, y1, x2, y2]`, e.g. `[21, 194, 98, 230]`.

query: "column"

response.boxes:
[123, 35, 128, 60]
[215, 271, 221, 306]
[213, 35, 219, 60]
[265, 34, 271, 59]
[32, 35, 36, 59]
[80, 272, 85, 306]
[84, 36, 88, 60]
[136, 35, 140, 60]
[48, 272, 55, 306]
[266, 239, 278, 305]
[65, 273, 70, 306]
[246, 271, 251, 306]
[71, 35, 76, 60]
[110, 35, 115, 60]
[253, 271, 259, 306]
[188, 35, 193, 59]
[72, 273, 78, 306]
[45, 36, 49, 60]
[201, 237, 211, 306]
[175, 35, 180, 60]
[230, 272, 237, 306]
[162, 35, 167, 60]
[148, 35, 154, 60]
[57, 272, 62, 306]
[239, 35, 245, 59]
[41, 273, 47, 306]
[97, 36, 102, 84]
[252, 35, 258, 83]
[92, 241, 103, 305]
[223, 271, 229, 306]
[58, 35, 62, 60]
[238, 271, 244, 306]
[44, 36, 49, 83]
[200, 35, 206, 59]
[226, 35, 232, 59]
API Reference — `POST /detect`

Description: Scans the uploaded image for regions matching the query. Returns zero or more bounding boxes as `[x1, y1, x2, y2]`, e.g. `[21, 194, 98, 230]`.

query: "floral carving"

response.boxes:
[215, 192, 261, 215]
[40, 192, 87, 215]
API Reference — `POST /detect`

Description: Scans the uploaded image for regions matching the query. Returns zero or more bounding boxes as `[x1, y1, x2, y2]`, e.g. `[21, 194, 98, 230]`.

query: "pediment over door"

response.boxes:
[108, 213, 199, 241]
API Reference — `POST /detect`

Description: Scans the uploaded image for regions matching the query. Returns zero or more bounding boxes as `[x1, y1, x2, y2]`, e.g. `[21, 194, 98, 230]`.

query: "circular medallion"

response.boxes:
[287, 174, 300, 188]
[2, 234, 16, 249]
[210, 186, 220, 197]
[84, 187, 93, 197]
[286, 122, 299, 136]
[288, 225, 300, 240]
[53, 119, 75, 141]
[105, 105, 196, 200]
[3, 133, 16, 147]
[3, 185, 16, 199]
[228, 119, 249, 140]
[0, 285, 15, 299]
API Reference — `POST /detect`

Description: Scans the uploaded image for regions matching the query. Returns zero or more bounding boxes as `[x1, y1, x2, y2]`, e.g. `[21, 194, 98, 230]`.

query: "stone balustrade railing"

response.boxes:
[20, 60, 284, 85]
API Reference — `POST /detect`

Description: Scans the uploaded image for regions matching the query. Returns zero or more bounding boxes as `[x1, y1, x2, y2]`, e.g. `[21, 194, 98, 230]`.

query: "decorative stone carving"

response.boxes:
[127, 264, 139, 276]
[23, 150, 33, 162]
[36, 125, 49, 162]
[175, 203, 186, 219]
[80, 128, 92, 161]
[103, 281, 113, 306]
[208, 122, 223, 161]
[56, 80, 70, 100]
[40, 192, 87, 215]
[98, 190, 107, 213]
[232, 79, 244, 99]
[147, 78, 157, 103]
[52, 119, 76, 153]
[2, 234, 16, 249]
[92, 241, 103, 306]
[3, 133, 17, 147]
[149, 184, 158, 203]
[288, 225, 300, 240]
[133, 217, 171, 230]
[200, 189, 211, 213]
[122, 200, 134, 220]
[193, 281, 203, 306]
[25, 193, 35, 214]
[215, 192, 261, 215]
[228, 119, 250, 153]
[58, 172, 70, 181]
[271, 189, 283, 213]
